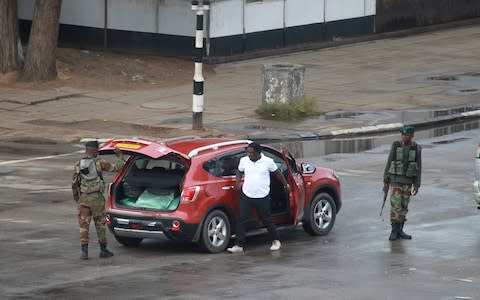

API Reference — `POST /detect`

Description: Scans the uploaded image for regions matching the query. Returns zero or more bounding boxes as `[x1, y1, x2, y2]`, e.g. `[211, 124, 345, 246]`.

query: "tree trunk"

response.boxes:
[23, 0, 62, 81]
[0, 0, 20, 73]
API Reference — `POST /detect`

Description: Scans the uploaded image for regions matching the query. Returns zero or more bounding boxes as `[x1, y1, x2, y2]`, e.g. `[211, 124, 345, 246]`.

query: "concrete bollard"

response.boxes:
[262, 63, 305, 105]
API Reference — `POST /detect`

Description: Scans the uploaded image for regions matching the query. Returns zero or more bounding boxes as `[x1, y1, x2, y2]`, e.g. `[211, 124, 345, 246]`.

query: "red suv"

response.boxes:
[99, 137, 341, 253]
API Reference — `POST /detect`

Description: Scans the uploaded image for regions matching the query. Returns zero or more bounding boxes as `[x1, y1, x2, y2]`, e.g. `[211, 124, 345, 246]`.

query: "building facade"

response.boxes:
[18, 0, 376, 57]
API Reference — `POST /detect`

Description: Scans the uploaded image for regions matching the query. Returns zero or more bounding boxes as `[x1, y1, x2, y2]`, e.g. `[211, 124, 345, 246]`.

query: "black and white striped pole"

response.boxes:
[191, 0, 209, 130]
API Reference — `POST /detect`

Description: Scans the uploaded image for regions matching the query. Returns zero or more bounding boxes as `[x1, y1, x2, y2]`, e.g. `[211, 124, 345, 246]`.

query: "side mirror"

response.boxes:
[301, 162, 316, 174]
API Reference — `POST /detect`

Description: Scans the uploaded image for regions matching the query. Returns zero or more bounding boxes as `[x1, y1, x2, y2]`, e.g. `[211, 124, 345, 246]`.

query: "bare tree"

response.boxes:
[23, 0, 62, 81]
[0, 0, 21, 73]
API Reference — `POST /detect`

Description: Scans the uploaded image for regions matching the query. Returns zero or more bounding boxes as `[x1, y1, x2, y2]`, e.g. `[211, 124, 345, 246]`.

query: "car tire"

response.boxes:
[199, 210, 231, 253]
[114, 235, 143, 247]
[303, 193, 336, 236]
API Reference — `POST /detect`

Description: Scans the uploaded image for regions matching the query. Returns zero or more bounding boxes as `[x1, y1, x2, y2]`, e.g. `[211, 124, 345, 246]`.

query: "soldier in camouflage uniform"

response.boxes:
[383, 126, 422, 241]
[72, 140, 125, 260]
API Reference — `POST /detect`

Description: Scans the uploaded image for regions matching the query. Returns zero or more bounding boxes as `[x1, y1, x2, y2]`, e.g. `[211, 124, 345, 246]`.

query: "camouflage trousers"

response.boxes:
[78, 192, 107, 245]
[389, 184, 412, 223]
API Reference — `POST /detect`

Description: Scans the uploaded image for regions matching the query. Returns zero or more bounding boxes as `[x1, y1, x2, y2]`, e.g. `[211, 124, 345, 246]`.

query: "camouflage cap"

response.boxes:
[400, 125, 415, 135]
[85, 140, 99, 148]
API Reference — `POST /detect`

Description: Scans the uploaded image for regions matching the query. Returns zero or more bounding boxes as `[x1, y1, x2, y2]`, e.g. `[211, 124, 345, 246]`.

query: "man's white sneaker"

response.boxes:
[270, 240, 281, 251]
[227, 245, 244, 253]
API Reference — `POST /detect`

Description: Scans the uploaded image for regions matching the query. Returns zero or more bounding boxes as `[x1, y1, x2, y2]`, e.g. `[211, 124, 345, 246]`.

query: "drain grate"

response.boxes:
[462, 72, 480, 77]
[428, 75, 458, 81]
[432, 137, 471, 144]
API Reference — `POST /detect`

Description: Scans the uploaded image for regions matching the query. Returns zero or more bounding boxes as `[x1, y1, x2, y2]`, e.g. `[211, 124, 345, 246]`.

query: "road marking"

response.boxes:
[336, 169, 376, 176]
[0, 150, 82, 166]
[0, 218, 32, 224]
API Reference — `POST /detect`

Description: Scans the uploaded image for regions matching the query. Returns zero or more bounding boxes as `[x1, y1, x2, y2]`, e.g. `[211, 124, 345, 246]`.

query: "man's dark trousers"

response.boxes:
[235, 192, 280, 247]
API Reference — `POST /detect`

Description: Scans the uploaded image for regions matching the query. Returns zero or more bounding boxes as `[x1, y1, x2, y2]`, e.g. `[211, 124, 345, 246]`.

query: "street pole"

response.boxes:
[191, 0, 210, 130]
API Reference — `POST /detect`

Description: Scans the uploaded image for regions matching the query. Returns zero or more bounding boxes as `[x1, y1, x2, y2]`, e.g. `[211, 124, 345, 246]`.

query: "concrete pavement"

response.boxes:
[1, 24, 480, 144]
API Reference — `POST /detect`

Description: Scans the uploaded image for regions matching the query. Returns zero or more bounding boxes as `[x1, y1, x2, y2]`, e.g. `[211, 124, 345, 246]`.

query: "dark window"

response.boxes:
[262, 148, 287, 175]
[203, 151, 243, 177]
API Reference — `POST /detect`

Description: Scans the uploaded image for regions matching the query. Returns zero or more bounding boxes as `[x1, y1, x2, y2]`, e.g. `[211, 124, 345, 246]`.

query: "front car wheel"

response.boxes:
[303, 193, 337, 236]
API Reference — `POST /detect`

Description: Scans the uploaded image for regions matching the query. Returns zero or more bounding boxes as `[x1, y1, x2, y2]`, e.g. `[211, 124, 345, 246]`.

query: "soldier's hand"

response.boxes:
[114, 147, 123, 157]
[383, 183, 389, 194]
[412, 186, 419, 195]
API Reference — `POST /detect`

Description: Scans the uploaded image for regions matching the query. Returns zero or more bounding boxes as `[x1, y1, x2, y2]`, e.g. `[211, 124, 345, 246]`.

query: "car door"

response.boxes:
[263, 147, 305, 224]
[202, 150, 244, 217]
[285, 152, 306, 224]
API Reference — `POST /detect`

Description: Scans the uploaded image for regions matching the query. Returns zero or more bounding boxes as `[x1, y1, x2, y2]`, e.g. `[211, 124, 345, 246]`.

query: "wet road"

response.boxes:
[0, 129, 479, 300]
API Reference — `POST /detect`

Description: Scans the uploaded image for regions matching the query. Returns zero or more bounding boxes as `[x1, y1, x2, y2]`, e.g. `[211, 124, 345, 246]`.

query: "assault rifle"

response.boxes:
[380, 185, 388, 216]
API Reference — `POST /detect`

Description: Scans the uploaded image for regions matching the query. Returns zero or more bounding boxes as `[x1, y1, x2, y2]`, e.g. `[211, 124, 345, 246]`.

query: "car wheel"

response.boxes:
[114, 235, 143, 247]
[200, 210, 231, 253]
[303, 193, 336, 236]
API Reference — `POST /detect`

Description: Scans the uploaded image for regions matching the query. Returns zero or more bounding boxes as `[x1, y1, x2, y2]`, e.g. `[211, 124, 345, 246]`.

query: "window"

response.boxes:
[203, 151, 243, 177]
[262, 148, 287, 175]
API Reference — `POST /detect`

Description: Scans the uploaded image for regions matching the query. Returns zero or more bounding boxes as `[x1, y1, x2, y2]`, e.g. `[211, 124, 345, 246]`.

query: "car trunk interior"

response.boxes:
[114, 156, 186, 211]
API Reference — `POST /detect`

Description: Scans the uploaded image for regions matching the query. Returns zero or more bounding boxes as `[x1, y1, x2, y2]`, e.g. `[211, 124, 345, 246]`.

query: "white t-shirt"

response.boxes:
[238, 153, 278, 198]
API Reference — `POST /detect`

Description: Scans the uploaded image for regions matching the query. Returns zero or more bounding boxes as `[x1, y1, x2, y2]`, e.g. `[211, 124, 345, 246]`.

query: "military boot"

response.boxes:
[99, 243, 114, 258]
[389, 223, 399, 241]
[80, 244, 88, 260]
[398, 222, 412, 240]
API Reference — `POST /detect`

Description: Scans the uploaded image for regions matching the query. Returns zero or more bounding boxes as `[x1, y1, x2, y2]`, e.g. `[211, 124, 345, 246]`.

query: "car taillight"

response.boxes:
[181, 186, 200, 202]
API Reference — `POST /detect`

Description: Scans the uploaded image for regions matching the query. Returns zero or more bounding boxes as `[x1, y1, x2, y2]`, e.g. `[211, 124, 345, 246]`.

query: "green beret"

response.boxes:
[85, 140, 99, 148]
[400, 125, 415, 135]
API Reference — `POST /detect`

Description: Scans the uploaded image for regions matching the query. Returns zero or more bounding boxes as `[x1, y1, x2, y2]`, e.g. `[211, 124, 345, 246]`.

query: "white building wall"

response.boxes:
[285, 0, 324, 27]
[210, 0, 244, 38]
[210, 0, 375, 37]
[18, 0, 195, 37]
[108, 0, 193, 36]
[61, 0, 105, 28]
[244, 0, 284, 33]
[365, 0, 376, 16]
[325, 0, 367, 22]
[18, 0, 376, 40]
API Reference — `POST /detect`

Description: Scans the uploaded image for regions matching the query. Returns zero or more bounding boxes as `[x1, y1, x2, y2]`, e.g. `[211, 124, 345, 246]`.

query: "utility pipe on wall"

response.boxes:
[104, 0, 108, 49]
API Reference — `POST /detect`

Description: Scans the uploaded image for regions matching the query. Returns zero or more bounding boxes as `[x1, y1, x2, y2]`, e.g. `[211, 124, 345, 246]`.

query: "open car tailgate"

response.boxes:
[98, 138, 190, 161]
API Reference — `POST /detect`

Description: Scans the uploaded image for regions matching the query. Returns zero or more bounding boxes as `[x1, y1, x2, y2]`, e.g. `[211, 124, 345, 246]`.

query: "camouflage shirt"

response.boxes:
[72, 157, 125, 201]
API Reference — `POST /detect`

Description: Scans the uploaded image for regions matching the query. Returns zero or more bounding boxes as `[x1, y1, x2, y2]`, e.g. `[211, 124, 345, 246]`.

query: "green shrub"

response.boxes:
[255, 96, 322, 121]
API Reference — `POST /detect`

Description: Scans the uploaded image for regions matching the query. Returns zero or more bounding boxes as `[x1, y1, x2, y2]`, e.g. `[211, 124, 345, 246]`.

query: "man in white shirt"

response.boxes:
[227, 142, 290, 253]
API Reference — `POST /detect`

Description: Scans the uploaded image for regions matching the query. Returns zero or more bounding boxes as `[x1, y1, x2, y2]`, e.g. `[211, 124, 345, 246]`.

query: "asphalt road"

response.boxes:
[0, 129, 479, 300]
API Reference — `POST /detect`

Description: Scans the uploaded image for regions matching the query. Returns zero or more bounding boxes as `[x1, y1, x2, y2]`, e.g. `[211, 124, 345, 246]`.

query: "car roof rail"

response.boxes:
[159, 135, 201, 144]
[188, 140, 252, 158]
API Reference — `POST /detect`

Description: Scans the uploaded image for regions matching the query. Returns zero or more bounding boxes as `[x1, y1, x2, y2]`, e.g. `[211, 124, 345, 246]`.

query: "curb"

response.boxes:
[204, 17, 480, 65]
[81, 110, 480, 144]
[248, 109, 480, 142]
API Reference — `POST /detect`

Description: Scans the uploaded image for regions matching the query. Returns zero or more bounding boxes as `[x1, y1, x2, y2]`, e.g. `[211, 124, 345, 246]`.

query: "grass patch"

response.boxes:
[255, 96, 322, 121]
